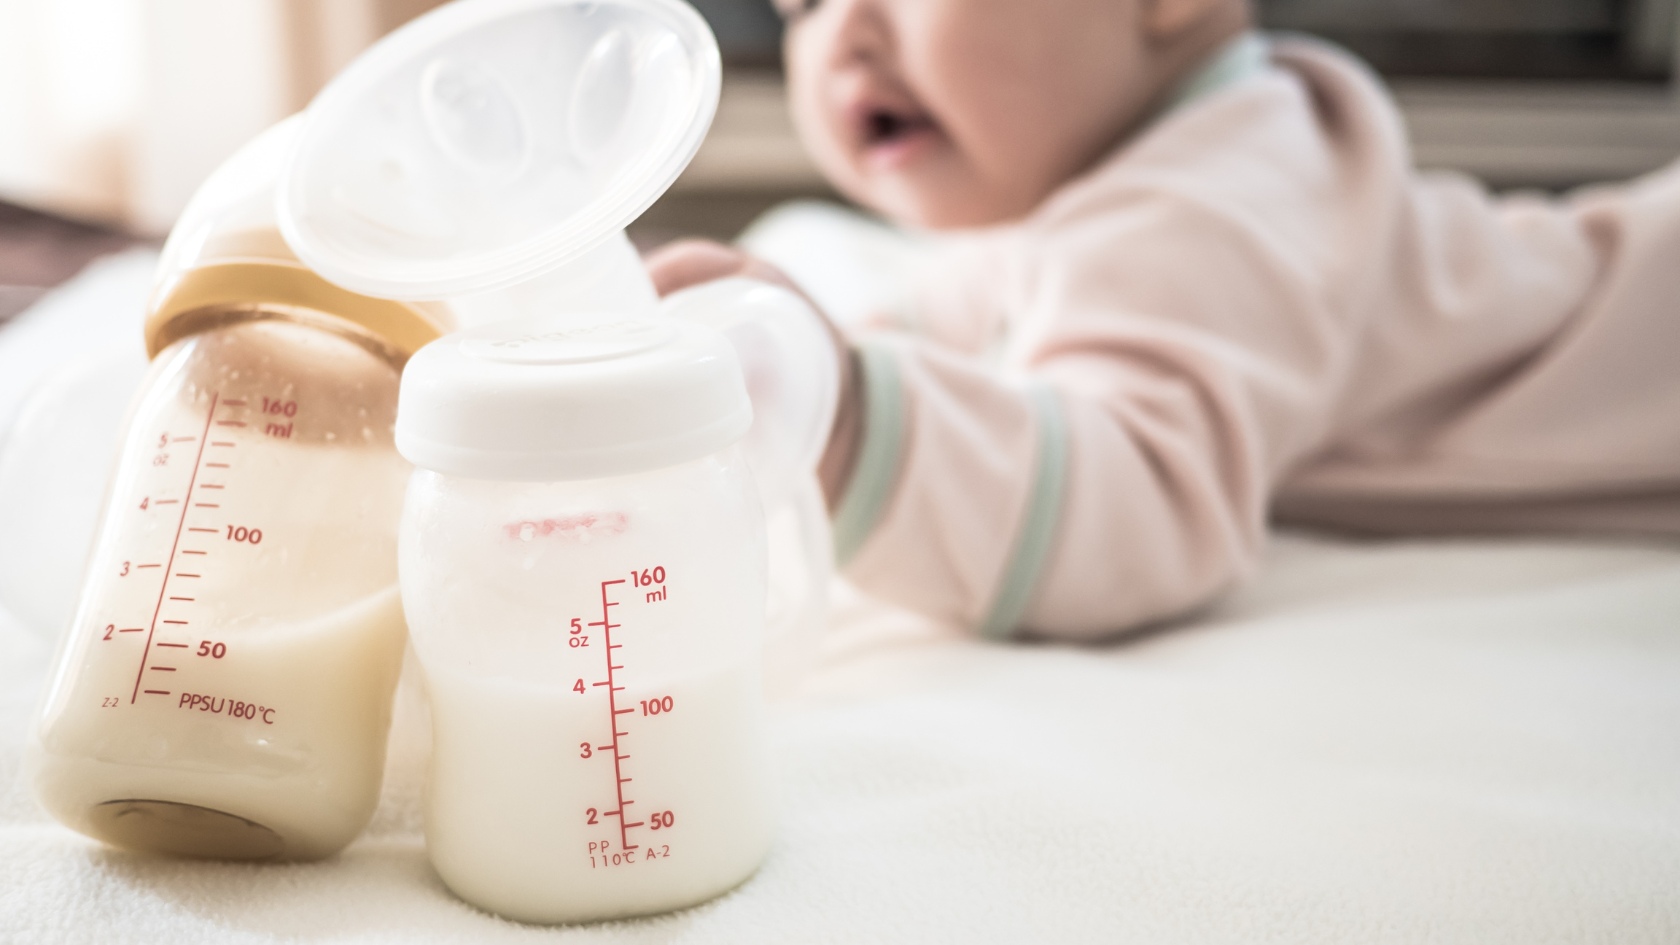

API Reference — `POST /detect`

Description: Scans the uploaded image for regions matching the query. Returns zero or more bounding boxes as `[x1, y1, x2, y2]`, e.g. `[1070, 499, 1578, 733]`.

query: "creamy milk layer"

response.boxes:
[31, 587, 407, 859]
[423, 659, 773, 924]
[30, 321, 412, 859]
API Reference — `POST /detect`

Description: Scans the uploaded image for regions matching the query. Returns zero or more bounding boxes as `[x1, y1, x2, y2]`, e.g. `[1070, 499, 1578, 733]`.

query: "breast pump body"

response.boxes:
[434, 251, 838, 699]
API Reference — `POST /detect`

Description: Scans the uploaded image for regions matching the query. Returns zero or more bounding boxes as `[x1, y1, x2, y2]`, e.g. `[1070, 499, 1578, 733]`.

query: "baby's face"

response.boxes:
[776, 0, 1161, 229]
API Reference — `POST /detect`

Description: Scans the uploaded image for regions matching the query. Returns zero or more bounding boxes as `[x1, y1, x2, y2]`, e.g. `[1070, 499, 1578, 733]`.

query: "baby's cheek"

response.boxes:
[782, 49, 858, 188]
[917, 0, 1146, 214]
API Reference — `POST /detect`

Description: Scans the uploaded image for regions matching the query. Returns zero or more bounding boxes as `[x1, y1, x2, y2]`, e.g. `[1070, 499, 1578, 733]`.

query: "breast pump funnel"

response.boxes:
[277, 0, 723, 322]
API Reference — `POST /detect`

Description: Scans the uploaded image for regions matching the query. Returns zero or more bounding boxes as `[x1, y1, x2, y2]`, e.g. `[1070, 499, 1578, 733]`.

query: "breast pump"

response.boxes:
[276, 0, 835, 918]
[25, 0, 836, 889]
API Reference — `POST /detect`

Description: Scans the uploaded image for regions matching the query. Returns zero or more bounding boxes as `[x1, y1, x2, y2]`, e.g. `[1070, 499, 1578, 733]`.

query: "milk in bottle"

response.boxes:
[397, 315, 776, 923]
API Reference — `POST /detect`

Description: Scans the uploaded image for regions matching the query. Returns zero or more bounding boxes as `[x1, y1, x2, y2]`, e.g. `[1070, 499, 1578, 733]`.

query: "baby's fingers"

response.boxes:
[644, 239, 754, 296]
[644, 239, 810, 300]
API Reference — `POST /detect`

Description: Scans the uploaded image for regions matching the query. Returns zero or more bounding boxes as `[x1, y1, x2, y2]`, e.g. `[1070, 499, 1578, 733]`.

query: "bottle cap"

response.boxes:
[396, 313, 751, 480]
[276, 0, 720, 301]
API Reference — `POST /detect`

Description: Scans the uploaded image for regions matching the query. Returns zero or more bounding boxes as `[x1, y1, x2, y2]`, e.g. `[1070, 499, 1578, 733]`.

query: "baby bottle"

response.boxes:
[397, 313, 775, 922]
[26, 116, 446, 860]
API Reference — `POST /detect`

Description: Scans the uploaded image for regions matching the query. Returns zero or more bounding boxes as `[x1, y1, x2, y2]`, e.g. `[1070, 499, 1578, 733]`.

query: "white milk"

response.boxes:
[422, 658, 774, 924]
[30, 587, 406, 859]
[30, 320, 413, 859]
[398, 453, 774, 921]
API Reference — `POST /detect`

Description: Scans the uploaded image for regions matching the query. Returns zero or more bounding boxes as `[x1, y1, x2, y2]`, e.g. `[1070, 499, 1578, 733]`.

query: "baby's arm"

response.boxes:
[648, 206, 1346, 641]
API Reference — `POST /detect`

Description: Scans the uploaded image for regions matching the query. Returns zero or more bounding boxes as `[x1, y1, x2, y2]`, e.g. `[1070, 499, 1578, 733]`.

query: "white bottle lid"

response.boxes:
[275, 0, 719, 301]
[396, 314, 752, 480]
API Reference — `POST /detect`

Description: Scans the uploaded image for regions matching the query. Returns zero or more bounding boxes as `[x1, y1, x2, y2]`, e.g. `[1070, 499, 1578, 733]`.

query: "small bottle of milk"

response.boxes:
[395, 313, 776, 923]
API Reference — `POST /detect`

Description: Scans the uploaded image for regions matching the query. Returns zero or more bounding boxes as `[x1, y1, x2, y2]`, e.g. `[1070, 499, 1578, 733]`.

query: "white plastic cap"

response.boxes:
[396, 314, 751, 480]
[276, 0, 720, 301]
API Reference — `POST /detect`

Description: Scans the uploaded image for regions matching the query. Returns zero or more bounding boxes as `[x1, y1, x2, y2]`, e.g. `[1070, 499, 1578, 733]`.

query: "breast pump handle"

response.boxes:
[657, 277, 840, 671]
[658, 277, 838, 505]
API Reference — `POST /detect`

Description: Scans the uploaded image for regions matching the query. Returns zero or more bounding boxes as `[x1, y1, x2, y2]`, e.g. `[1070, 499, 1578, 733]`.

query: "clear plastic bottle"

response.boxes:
[26, 119, 445, 861]
[397, 314, 776, 923]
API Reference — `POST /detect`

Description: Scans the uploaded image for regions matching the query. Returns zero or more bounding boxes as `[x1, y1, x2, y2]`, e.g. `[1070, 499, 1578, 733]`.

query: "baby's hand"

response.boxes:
[645, 239, 802, 300]
[643, 239, 862, 508]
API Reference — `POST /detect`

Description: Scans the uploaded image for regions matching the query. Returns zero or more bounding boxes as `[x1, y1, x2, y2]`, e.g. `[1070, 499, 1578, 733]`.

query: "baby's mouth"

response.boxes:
[865, 108, 933, 144]
[857, 106, 939, 168]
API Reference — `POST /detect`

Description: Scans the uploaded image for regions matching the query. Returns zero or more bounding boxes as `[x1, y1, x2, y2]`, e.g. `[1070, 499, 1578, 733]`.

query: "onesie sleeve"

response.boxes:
[832, 192, 1356, 641]
[831, 338, 1064, 638]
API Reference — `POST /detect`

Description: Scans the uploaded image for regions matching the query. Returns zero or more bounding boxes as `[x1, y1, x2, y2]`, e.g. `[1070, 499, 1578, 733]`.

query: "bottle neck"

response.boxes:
[145, 260, 445, 366]
[151, 302, 413, 372]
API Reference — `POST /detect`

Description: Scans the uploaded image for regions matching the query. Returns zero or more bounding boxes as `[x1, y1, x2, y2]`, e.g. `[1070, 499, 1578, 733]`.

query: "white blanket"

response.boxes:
[4, 253, 1679, 944]
[7, 535, 1680, 943]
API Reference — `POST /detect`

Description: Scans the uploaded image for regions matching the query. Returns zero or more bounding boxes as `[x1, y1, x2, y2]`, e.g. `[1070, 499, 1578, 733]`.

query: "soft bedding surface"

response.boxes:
[3, 252, 1679, 944]
[5, 535, 1680, 943]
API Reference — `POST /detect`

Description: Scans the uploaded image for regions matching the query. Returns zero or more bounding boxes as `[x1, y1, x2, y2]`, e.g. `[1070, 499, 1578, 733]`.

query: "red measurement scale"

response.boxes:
[128, 392, 223, 704]
[592, 578, 641, 852]
[582, 568, 676, 866]
[108, 392, 286, 720]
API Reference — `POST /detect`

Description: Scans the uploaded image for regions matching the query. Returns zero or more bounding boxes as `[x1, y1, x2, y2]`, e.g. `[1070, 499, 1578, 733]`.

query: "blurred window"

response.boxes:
[686, 0, 784, 69]
[689, 0, 1678, 82]
[1256, 0, 1676, 81]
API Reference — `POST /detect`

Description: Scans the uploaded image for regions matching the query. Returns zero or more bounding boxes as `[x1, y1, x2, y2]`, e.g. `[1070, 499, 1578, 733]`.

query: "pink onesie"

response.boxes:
[831, 34, 1680, 641]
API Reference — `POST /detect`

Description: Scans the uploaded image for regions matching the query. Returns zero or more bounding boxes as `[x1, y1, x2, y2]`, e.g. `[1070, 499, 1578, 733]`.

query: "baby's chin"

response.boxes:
[851, 167, 1048, 232]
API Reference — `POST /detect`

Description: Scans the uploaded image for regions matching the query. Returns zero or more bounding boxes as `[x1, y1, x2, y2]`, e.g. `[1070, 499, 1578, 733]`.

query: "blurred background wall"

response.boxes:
[0, 0, 449, 234]
[1, 0, 1678, 245]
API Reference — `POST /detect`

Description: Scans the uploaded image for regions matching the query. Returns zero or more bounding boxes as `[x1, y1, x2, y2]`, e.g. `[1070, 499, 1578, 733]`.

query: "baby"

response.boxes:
[647, 0, 1680, 641]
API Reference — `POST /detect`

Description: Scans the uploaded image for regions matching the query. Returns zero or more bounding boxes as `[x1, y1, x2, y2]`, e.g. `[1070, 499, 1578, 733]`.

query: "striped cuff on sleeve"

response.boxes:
[831, 342, 907, 566]
[977, 384, 1069, 640]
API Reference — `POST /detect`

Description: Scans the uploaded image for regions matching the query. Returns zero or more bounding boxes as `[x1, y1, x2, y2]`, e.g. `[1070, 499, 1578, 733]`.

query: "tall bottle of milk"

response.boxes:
[26, 118, 446, 860]
[396, 313, 777, 922]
